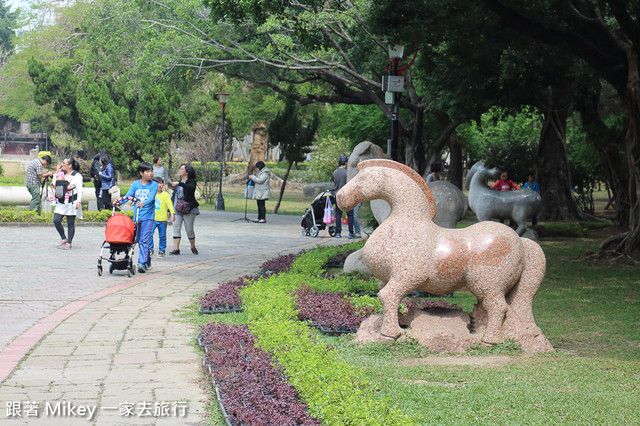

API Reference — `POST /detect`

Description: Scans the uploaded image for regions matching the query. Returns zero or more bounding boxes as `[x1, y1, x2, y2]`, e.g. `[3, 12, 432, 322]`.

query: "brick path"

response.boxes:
[0, 211, 341, 424]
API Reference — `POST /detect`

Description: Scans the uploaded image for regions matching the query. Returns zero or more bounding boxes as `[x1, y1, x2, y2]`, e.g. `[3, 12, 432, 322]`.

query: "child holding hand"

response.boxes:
[150, 177, 175, 258]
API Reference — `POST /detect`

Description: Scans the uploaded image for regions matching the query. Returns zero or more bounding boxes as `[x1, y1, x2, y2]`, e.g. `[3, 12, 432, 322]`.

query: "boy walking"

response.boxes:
[150, 177, 175, 258]
[124, 162, 158, 273]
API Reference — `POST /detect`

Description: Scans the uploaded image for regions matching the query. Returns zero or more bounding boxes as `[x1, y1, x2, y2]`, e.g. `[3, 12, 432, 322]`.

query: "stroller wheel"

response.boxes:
[328, 225, 337, 237]
[97, 264, 103, 276]
[310, 226, 319, 238]
[109, 264, 114, 274]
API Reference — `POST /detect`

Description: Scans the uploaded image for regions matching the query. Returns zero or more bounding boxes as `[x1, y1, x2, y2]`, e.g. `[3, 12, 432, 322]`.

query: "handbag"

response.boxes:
[108, 185, 119, 195]
[322, 196, 335, 224]
[175, 199, 192, 215]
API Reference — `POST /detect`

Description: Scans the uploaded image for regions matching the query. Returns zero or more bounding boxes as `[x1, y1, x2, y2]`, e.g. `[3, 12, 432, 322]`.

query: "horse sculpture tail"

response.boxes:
[506, 238, 546, 324]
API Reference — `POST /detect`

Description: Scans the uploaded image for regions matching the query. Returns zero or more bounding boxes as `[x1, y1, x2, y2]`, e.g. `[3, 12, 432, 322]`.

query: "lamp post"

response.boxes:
[215, 85, 230, 211]
[387, 44, 404, 161]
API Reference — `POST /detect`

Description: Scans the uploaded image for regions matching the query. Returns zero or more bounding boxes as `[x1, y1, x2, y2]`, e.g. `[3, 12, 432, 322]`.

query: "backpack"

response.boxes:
[75, 158, 91, 182]
[54, 171, 79, 203]
[54, 178, 68, 203]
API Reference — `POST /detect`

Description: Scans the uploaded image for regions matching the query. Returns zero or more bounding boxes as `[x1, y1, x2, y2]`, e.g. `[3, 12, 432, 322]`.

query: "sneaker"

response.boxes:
[257, 219, 266, 223]
[57, 240, 67, 249]
[61, 243, 72, 250]
[191, 247, 199, 255]
[150, 251, 154, 257]
[334, 234, 341, 238]
[145, 262, 151, 270]
[169, 250, 180, 255]
[348, 234, 356, 239]
[137, 265, 146, 273]
[355, 234, 362, 238]
[158, 252, 165, 258]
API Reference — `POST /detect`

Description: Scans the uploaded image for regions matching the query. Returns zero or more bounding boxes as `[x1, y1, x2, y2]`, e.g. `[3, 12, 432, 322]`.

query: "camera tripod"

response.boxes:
[231, 182, 258, 223]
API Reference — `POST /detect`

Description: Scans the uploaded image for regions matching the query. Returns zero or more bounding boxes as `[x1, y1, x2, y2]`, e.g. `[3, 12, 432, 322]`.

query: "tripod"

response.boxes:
[40, 176, 52, 213]
[232, 183, 258, 223]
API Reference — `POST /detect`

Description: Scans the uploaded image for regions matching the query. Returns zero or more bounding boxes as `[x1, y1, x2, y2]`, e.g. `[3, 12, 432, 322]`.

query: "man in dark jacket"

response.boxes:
[89, 153, 103, 210]
[332, 155, 355, 238]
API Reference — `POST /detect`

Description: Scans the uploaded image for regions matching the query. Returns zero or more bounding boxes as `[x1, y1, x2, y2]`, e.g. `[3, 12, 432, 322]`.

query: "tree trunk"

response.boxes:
[271, 161, 292, 214]
[448, 131, 463, 189]
[537, 87, 592, 221]
[601, 50, 640, 258]
[423, 112, 463, 183]
[575, 85, 630, 229]
[404, 108, 426, 175]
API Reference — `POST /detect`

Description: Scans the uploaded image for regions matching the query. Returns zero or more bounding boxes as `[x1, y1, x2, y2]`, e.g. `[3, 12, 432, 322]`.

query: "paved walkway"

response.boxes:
[0, 211, 342, 424]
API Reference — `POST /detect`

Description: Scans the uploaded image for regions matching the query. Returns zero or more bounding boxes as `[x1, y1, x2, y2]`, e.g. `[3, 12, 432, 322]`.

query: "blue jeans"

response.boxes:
[353, 203, 361, 235]
[136, 219, 153, 267]
[149, 220, 167, 254]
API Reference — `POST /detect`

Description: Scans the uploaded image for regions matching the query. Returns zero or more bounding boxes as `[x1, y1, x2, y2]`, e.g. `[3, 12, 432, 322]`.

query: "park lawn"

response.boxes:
[313, 236, 639, 424]
[197, 186, 317, 216]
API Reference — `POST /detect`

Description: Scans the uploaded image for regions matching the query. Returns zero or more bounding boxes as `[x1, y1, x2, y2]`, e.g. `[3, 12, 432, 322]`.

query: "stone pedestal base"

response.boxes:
[355, 308, 554, 354]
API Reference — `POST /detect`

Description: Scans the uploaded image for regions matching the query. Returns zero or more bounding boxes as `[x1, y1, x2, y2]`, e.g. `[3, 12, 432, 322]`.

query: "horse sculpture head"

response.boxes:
[465, 161, 501, 190]
[337, 159, 436, 219]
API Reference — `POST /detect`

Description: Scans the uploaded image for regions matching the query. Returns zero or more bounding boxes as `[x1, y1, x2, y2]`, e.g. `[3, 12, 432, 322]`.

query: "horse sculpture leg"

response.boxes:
[480, 292, 509, 344]
[378, 280, 404, 339]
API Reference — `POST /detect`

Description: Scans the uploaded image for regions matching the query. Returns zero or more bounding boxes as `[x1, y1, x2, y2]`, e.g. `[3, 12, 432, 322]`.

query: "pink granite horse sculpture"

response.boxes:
[337, 159, 546, 344]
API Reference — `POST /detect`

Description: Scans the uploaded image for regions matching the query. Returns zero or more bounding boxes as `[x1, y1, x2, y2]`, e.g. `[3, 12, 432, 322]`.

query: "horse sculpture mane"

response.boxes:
[358, 159, 436, 220]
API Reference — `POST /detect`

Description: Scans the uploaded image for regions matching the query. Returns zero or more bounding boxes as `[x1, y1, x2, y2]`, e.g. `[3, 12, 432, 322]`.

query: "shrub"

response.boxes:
[200, 322, 321, 425]
[199, 276, 254, 309]
[293, 285, 363, 332]
[240, 273, 412, 425]
[261, 252, 302, 274]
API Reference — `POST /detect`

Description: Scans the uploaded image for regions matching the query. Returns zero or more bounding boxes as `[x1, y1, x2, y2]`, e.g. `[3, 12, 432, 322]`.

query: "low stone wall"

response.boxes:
[0, 186, 98, 205]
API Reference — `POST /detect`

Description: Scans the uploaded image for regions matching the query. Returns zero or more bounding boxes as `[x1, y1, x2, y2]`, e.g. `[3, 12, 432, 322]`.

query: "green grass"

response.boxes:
[198, 187, 316, 216]
[187, 234, 639, 424]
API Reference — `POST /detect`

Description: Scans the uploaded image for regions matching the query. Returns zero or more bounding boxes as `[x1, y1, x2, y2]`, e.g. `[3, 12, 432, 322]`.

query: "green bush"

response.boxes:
[0, 207, 132, 223]
[0, 164, 4, 176]
[290, 241, 363, 274]
[241, 273, 412, 425]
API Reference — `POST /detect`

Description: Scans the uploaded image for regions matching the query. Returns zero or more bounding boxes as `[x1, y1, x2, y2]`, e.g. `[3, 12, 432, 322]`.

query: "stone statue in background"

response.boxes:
[338, 159, 553, 353]
[247, 121, 269, 175]
[466, 161, 541, 236]
[347, 141, 467, 229]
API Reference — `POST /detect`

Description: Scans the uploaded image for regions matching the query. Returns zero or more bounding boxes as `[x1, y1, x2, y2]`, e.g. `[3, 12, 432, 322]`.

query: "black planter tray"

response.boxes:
[350, 291, 379, 297]
[324, 261, 345, 269]
[309, 323, 357, 335]
[411, 290, 454, 298]
[199, 305, 243, 314]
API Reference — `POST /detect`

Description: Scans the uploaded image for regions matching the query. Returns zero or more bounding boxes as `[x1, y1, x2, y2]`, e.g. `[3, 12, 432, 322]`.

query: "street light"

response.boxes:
[215, 85, 230, 211]
[387, 44, 404, 161]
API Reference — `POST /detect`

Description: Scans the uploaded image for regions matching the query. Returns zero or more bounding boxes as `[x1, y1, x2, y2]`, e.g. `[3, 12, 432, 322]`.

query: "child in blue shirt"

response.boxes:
[524, 172, 540, 226]
[124, 162, 158, 273]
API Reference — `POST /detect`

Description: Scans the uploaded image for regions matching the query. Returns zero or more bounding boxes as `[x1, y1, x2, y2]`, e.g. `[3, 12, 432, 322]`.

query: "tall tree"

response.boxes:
[478, 1, 640, 257]
[268, 97, 318, 214]
[0, 0, 17, 50]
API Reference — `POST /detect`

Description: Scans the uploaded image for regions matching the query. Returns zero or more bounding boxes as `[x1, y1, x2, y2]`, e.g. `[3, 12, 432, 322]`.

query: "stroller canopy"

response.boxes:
[105, 214, 135, 244]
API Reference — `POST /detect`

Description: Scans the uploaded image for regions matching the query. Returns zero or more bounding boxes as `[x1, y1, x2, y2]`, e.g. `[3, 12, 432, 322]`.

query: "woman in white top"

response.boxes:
[53, 157, 84, 250]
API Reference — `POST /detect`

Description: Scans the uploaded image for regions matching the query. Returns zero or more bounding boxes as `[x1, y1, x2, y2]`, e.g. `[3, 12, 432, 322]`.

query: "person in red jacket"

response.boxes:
[491, 171, 521, 191]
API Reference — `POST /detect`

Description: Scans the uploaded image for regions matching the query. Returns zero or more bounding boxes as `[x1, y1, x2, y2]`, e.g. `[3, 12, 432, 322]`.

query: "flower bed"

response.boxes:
[200, 322, 321, 425]
[199, 276, 253, 312]
[293, 285, 363, 333]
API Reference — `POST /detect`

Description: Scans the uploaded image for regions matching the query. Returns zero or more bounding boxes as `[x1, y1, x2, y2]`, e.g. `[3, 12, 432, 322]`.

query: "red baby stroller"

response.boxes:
[97, 196, 139, 277]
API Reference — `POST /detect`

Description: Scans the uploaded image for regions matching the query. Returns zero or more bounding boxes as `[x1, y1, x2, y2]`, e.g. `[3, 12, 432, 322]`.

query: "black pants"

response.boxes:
[256, 199, 266, 220]
[100, 190, 113, 210]
[335, 207, 354, 236]
[93, 180, 104, 210]
[54, 213, 76, 243]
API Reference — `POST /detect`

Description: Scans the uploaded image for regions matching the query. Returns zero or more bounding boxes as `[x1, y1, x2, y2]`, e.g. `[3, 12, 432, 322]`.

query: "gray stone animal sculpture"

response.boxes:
[465, 161, 541, 236]
[347, 141, 467, 228]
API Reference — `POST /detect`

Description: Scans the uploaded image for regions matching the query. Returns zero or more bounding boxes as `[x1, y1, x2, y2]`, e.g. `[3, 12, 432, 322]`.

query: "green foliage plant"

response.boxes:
[309, 135, 352, 182]
[240, 273, 413, 425]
